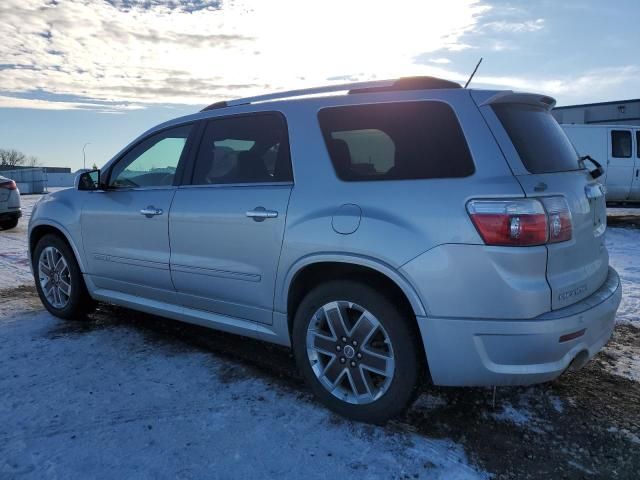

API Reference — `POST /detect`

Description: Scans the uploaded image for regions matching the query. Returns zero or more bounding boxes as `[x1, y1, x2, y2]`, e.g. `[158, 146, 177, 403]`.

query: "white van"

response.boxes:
[562, 124, 640, 203]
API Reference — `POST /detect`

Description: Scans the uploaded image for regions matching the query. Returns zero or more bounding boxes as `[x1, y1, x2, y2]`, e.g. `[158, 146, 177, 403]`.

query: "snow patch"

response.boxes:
[603, 342, 640, 382]
[607, 426, 640, 445]
[413, 393, 448, 411]
[491, 403, 532, 426]
[0, 309, 488, 479]
[549, 395, 564, 413]
[606, 227, 640, 327]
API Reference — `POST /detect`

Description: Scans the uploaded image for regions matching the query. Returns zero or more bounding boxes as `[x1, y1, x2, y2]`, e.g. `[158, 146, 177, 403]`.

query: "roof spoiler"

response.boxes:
[478, 91, 556, 110]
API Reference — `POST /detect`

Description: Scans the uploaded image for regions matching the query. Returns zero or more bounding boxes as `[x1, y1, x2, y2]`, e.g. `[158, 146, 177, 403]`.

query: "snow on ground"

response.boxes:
[0, 192, 45, 289]
[606, 227, 640, 326]
[604, 342, 640, 382]
[0, 308, 486, 480]
[490, 403, 532, 427]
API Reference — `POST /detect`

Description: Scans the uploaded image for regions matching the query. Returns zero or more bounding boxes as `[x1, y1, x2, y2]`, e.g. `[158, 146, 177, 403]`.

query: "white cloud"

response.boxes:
[0, 95, 144, 112]
[473, 65, 640, 103]
[428, 58, 452, 64]
[484, 18, 544, 33]
[0, 0, 489, 110]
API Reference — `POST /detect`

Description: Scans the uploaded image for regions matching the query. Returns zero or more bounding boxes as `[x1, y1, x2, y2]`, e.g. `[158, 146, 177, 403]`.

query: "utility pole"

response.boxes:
[82, 142, 91, 170]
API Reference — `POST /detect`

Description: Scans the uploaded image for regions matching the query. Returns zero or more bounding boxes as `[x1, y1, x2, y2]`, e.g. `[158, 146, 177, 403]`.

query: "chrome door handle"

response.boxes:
[246, 207, 278, 221]
[140, 206, 163, 217]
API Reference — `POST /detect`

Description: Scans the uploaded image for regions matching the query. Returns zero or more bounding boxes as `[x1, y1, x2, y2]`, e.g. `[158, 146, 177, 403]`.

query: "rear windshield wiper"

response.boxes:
[579, 155, 604, 180]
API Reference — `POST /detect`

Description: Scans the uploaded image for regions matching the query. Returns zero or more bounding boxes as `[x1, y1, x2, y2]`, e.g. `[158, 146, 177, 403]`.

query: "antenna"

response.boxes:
[464, 57, 483, 88]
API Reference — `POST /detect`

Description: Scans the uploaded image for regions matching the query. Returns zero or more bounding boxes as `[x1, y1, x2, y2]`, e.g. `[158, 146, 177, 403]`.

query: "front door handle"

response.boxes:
[246, 207, 278, 222]
[140, 206, 163, 218]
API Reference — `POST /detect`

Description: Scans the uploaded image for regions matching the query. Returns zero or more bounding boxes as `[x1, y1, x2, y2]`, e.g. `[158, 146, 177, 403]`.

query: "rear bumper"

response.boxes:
[0, 208, 21, 222]
[418, 267, 621, 386]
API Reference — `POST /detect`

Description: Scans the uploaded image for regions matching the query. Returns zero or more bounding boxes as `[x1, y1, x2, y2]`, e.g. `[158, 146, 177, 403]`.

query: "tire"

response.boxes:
[33, 234, 95, 319]
[0, 218, 19, 230]
[292, 280, 421, 424]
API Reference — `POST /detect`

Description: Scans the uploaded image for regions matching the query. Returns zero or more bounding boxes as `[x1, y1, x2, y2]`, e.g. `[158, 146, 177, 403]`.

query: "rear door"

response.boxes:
[606, 128, 634, 200]
[169, 112, 293, 324]
[475, 92, 609, 310]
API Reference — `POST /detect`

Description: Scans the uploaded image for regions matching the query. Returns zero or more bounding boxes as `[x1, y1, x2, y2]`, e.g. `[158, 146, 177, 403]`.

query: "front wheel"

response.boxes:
[33, 234, 95, 319]
[292, 280, 421, 423]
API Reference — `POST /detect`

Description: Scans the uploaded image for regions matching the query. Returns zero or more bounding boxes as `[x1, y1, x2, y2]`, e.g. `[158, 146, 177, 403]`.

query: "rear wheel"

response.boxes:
[33, 234, 95, 319]
[292, 280, 421, 423]
[0, 218, 18, 230]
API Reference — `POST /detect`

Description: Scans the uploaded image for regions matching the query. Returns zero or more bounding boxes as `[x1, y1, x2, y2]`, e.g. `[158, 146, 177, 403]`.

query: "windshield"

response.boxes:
[493, 103, 580, 174]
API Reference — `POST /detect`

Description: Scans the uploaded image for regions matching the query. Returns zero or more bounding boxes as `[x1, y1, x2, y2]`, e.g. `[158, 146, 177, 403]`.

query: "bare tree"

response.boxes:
[0, 149, 27, 167]
[27, 155, 41, 167]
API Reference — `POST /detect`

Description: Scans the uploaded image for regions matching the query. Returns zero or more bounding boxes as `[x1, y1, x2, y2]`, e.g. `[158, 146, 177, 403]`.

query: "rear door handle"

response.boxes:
[140, 206, 163, 217]
[246, 207, 278, 222]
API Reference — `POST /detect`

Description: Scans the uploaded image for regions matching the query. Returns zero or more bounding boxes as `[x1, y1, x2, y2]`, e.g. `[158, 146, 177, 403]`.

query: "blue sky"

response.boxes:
[0, 0, 638, 171]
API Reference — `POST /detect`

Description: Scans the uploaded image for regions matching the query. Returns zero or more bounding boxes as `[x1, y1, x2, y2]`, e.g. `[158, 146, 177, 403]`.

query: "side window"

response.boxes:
[192, 113, 292, 185]
[318, 101, 474, 181]
[611, 130, 631, 158]
[110, 124, 192, 188]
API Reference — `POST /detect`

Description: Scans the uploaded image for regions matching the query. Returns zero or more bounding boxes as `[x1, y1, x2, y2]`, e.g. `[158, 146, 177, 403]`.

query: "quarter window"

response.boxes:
[192, 113, 292, 185]
[611, 130, 631, 158]
[318, 101, 474, 181]
[110, 124, 192, 188]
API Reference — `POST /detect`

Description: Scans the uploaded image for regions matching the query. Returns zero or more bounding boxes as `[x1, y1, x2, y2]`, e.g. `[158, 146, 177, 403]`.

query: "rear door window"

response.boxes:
[191, 113, 292, 185]
[492, 103, 579, 174]
[611, 130, 632, 158]
[318, 101, 474, 181]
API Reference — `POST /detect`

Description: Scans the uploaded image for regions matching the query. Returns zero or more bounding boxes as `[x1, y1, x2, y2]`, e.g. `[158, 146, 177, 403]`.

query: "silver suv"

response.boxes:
[29, 77, 622, 423]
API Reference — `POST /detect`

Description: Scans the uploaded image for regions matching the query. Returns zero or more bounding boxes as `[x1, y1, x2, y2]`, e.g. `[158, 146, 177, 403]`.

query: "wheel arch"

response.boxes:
[29, 221, 86, 273]
[281, 255, 427, 333]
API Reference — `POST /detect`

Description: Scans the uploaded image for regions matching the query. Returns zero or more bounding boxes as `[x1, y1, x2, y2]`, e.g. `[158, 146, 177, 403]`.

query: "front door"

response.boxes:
[169, 113, 293, 324]
[81, 123, 194, 302]
[606, 128, 634, 201]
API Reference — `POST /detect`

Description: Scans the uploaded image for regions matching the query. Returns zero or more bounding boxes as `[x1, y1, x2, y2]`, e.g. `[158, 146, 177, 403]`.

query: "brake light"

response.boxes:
[467, 197, 573, 247]
[467, 199, 547, 246]
[0, 180, 17, 190]
[540, 196, 572, 243]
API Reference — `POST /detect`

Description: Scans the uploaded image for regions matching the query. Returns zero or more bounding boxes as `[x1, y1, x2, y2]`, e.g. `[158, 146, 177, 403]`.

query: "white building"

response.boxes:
[552, 98, 640, 126]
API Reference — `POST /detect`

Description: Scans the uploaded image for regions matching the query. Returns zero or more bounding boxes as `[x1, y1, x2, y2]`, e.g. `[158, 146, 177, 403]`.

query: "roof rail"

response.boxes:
[200, 76, 461, 112]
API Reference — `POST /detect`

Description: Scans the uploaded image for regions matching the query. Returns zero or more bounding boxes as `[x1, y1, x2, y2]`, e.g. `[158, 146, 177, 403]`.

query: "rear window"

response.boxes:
[493, 104, 580, 174]
[318, 101, 474, 181]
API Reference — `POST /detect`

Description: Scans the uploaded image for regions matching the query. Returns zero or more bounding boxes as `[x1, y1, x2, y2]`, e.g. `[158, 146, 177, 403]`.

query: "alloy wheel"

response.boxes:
[306, 301, 395, 405]
[38, 246, 71, 309]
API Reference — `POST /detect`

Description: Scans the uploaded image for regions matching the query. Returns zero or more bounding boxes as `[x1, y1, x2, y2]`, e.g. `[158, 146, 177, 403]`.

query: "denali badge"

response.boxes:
[558, 284, 588, 301]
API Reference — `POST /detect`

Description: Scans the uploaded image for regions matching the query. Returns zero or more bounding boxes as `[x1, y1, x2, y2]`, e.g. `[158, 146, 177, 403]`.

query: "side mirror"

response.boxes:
[76, 169, 101, 191]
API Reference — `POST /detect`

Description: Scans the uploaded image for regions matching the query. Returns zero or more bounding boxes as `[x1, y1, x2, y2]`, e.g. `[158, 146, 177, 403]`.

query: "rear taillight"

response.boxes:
[540, 196, 572, 243]
[467, 196, 572, 247]
[0, 180, 17, 190]
[467, 199, 548, 246]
